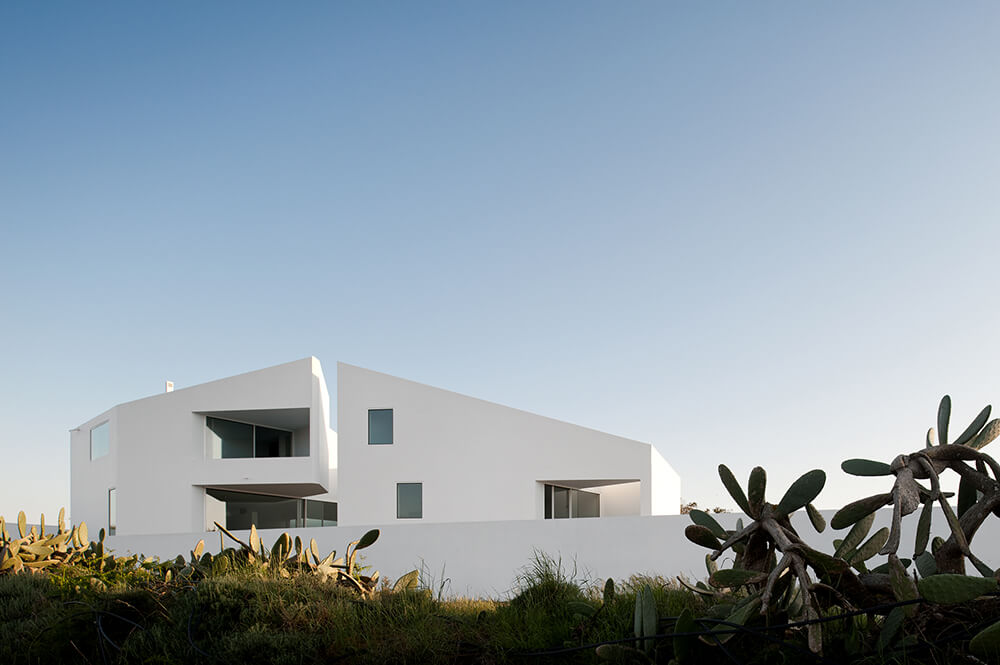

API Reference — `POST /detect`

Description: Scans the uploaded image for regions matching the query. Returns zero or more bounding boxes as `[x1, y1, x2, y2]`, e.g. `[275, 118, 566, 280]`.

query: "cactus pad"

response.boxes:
[747, 467, 767, 515]
[938, 395, 951, 445]
[971, 618, 1000, 657]
[718, 464, 751, 514]
[776, 469, 825, 517]
[831, 493, 891, 530]
[953, 405, 992, 446]
[685, 524, 722, 550]
[972, 418, 1000, 450]
[710, 568, 765, 588]
[688, 509, 727, 539]
[806, 503, 826, 533]
[841, 459, 893, 476]
[918, 574, 998, 604]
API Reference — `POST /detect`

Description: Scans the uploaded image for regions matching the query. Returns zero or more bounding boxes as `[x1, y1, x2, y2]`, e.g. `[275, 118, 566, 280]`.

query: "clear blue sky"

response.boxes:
[3, 3, 1000, 522]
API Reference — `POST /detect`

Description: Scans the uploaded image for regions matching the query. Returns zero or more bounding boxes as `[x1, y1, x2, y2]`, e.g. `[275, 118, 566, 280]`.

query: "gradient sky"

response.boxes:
[3, 3, 1000, 522]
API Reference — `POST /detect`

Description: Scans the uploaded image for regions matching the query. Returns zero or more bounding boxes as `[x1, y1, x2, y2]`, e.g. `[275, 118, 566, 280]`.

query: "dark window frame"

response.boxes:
[368, 409, 393, 445]
[396, 482, 422, 519]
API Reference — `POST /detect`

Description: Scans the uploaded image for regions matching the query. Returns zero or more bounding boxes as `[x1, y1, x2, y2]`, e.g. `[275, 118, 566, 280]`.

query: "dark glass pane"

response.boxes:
[544, 484, 552, 519]
[553, 487, 570, 519]
[208, 418, 253, 458]
[369, 409, 393, 445]
[207, 488, 301, 530]
[255, 426, 293, 458]
[576, 490, 600, 518]
[306, 500, 338, 527]
[396, 483, 422, 519]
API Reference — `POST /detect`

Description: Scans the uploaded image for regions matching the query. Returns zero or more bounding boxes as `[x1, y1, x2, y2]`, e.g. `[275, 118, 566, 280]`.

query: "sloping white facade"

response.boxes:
[337, 363, 679, 525]
[71, 358, 337, 536]
[71, 358, 679, 536]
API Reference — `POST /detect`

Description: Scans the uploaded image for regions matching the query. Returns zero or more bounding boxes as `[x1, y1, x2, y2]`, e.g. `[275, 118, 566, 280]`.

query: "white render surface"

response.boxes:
[105, 507, 1000, 599]
[71, 358, 337, 536]
[71, 357, 679, 536]
[337, 362, 680, 526]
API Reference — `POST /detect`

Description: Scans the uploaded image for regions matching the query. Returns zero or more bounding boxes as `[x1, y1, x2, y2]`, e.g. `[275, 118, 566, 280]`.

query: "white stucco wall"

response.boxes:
[311, 359, 338, 496]
[71, 358, 336, 536]
[591, 482, 640, 516]
[70, 410, 117, 537]
[650, 446, 681, 516]
[73, 357, 678, 535]
[106, 506, 1000, 600]
[336, 363, 681, 526]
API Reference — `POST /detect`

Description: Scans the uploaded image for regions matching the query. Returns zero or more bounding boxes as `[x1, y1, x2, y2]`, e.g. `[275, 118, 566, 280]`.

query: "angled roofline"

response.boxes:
[73, 357, 321, 430]
[337, 361, 653, 450]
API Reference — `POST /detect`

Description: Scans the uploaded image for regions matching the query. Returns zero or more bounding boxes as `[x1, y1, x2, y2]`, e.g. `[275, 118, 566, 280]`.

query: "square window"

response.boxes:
[369, 409, 393, 445]
[396, 483, 422, 519]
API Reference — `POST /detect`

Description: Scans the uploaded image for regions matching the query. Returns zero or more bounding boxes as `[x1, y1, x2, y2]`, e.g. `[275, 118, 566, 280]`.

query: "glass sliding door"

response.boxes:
[207, 417, 302, 459]
[552, 486, 570, 518]
[305, 500, 338, 527]
[575, 489, 600, 518]
[207, 418, 253, 458]
[543, 484, 600, 519]
[206, 488, 338, 530]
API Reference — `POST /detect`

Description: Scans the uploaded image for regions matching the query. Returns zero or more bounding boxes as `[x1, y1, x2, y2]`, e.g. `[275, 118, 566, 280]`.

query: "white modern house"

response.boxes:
[71, 358, 680, 536]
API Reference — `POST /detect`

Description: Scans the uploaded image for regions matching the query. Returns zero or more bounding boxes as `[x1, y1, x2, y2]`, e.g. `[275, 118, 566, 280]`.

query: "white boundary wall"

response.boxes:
[106, 508, 1000, 600]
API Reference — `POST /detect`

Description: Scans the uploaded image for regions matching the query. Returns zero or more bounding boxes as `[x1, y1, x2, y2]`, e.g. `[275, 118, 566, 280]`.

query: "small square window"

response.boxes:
[396, 483, 422, 519]
[369, 409, 393, 445]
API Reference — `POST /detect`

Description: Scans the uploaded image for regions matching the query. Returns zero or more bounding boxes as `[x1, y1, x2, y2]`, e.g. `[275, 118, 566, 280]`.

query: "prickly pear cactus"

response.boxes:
[684, 465, 834, 653]
[916, 574, 998, 604]
[0, 508, 112, 575]
[681, 394, 1000, 661]
[211, 522, 416, 598]
[835, 395, 1000, 575]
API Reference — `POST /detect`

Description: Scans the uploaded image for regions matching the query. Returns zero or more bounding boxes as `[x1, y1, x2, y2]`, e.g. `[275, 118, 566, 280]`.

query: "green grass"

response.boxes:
[0, 555, 991, 664]
[0, 554, 687, 664]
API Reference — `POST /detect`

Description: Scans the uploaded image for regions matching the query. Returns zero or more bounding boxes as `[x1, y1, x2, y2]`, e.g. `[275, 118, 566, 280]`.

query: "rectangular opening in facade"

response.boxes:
[206, 488, 337, 530]
[369, 409, 393, 445]
[396, 482, 422, 518]
[91, 421, 110, 460]
[543, 484, 599, 519]
[108, 487, 117, 535]
[305, 500, 338, 527]
[206, 417, 303, 459]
